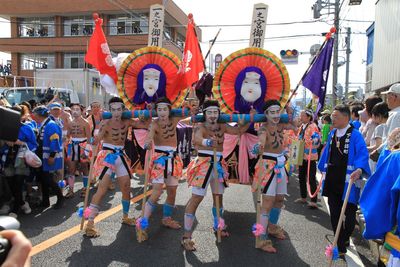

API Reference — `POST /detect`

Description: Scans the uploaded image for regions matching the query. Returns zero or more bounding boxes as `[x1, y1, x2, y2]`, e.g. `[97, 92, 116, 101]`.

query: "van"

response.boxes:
[2, 87, 80, 106]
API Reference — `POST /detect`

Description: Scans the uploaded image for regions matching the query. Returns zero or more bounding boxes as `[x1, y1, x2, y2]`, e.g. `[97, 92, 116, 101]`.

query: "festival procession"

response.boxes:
[0, 0, 399, 266]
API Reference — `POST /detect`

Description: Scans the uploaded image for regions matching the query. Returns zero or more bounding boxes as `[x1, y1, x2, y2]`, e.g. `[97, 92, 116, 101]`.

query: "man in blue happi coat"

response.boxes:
[318, 104, 370, 259]
[32, 106, 64, 209]
[360, 128, 400, 267]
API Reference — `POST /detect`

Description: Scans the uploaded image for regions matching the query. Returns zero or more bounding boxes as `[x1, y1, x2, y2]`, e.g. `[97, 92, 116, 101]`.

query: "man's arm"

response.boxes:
[84, 120, 91, 141]
[93, 120, 107, 145]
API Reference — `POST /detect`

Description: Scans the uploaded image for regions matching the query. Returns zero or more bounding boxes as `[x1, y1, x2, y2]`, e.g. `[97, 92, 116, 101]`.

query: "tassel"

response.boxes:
[77, 207, 84, 217]
[252, 223, 265, 237]
[136, 217, 149, 230]
[58, 180, 66, 188]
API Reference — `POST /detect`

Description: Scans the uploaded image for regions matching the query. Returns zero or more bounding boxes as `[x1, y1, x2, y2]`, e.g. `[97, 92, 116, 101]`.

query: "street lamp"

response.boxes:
[349, 0, 362, 5]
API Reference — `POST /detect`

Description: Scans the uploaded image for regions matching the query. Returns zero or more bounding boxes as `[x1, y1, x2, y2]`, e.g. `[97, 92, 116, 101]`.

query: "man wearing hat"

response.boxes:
[371, 83, 400, 161]
[32, 106, 64, 209]
[382, 83, 400, 142]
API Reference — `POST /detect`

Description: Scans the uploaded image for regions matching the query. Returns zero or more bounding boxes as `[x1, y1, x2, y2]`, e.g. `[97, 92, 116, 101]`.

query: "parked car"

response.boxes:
[3, 87, 79, 106]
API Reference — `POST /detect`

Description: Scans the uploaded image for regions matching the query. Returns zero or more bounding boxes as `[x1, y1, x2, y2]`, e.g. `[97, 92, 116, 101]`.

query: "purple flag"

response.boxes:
[301, 38, 334, 113]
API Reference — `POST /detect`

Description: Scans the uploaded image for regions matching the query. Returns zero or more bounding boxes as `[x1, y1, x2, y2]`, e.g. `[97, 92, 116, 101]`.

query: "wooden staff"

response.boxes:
[254, 155, 263, 248]
[213, 147, 222, 243]
[80, 144, 98, 230]
[138, 148, 152, 243]
[328, 178, 354, 267]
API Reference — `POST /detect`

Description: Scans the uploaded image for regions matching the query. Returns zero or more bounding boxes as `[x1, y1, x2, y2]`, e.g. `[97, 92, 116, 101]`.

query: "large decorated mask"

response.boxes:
[110, 102, 124, 120]
[240, 71, 262, 103]
[213, 48, 290, 114]
[234, 67, 266, 113]
[133, 64, 167, 105]
[143, 68, 161, 97]
[265, 104, 281, 124]
[117, 46, 187, 109]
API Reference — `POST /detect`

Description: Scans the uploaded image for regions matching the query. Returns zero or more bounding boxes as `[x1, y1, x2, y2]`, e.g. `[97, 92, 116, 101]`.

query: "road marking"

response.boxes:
[30, 189, 152, 257]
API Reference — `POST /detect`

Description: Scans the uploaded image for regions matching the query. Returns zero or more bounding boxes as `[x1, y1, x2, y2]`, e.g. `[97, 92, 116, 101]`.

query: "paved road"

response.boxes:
[16, 174, 377, 266]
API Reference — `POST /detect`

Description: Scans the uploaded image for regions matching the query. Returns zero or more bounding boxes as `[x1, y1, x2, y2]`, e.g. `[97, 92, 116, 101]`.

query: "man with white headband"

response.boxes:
[136, 97, 196, 241]
[181, 99, 253, 251]
[83, 97, 148, 237]
[87, 101, 104, 187]
[252, 99, 296, 253]
[64, 103, 91, 199]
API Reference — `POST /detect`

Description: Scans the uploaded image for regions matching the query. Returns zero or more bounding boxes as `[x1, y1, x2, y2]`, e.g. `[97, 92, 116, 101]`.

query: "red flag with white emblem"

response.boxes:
[85, 13, 118, 86]
[177, 14, 205, 90]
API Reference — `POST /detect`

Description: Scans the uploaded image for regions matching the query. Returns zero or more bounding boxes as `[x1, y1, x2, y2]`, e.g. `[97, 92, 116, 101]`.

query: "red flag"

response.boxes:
[177, 14, 204, 90]
[85, 13, 117, 83]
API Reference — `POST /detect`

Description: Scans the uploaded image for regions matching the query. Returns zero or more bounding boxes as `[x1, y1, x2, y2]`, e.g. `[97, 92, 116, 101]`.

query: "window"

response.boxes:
[64, 16, 94, 36]
[176, 33, 185, 49]
[19, 17, 55, 37]
[109, 14, 148, 35]
[64, 52, 85, 68]
[20, 53, 55, 70]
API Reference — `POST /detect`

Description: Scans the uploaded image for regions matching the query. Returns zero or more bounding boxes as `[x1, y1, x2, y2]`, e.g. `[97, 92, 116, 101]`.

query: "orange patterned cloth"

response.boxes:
[149, 151, 183, 180]
[252, 154, 287, 192]
[186, 155, 229, 188]
[297, 123, 321, 161]
[93, 147, 132, 179]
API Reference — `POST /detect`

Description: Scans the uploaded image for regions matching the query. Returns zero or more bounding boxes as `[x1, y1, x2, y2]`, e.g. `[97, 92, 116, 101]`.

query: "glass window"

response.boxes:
[63, 52, 85, 68]
[64, 16, 94, 36]
[176, 33, 185, 49]
[109, 13, 148, 35]
[19, 17, 55, 37]
[20, 53, 55, 70]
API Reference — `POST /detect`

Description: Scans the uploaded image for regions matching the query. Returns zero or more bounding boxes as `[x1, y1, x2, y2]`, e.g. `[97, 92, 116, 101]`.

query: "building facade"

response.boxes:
[369, 0, 400, 93]
[0, 0, 198, 78]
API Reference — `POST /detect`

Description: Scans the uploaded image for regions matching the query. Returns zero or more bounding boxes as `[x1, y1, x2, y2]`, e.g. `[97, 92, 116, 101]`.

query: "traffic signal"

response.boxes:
[280, 49, 299, 64]
[334, 83, 344, 99]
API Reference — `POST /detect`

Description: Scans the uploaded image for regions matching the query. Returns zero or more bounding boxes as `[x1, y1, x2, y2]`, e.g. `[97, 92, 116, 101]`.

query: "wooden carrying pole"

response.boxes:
[80, 145, 98, 230]
[138, 149, 152, 243]
[213, 148, 222, 243]
[328, 179, 354, 267]
[254, 156, 263, 248]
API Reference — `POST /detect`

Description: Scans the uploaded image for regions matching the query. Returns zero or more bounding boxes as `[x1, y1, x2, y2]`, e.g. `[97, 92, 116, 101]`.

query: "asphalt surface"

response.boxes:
[16, 173, 378, 267]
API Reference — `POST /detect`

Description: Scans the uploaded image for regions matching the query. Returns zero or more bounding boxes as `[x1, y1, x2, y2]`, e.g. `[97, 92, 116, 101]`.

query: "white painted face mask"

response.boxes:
[71, 106, 81, 118]
[110, 102, 124, 120]
[143, 68, 161, 97]
[240, 71, 262, 103]
[265, 105, 281, 124]
[204, 107, 219, 124]
[156, 103, 170, 120]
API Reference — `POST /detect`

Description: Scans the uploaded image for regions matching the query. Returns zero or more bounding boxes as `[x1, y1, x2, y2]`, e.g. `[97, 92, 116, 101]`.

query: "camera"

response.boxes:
[0, 216, 20, 265]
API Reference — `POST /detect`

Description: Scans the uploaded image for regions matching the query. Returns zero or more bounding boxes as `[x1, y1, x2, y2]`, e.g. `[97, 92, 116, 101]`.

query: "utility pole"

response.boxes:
[332, 0, 340, 106]
[345, 27, 351, 100]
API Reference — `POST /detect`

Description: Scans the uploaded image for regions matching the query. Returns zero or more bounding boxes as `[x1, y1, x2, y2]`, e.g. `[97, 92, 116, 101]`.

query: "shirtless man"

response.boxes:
[64, 103, 91, 198]
[252, 99, 296, 253]
[87, 101, 106, 187]
[87, 101, 102, 138]
[84, 97, 147, 237]
[181, 99, 252, 251]
[136, 97, 196, 241]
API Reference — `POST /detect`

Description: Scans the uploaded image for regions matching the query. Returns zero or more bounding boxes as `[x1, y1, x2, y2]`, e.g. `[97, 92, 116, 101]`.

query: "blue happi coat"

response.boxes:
[360, 151, 400, 239]
[318, 127, 371, 205]
[39, 118, 63, 171]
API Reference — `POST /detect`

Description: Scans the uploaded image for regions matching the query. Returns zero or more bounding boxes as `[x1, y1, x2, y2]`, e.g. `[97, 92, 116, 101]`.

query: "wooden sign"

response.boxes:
[148, 4, 165, 47]
[249, 3, 268, 48]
